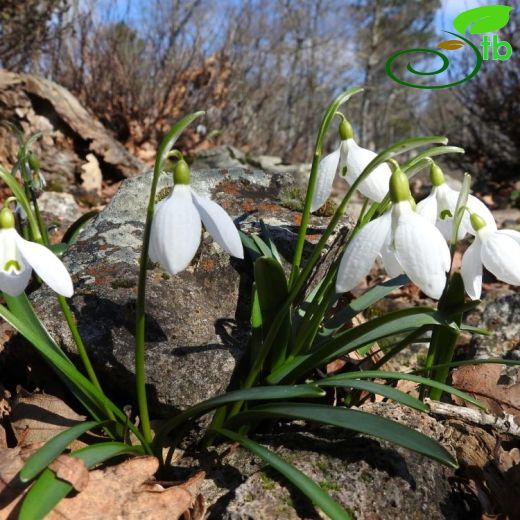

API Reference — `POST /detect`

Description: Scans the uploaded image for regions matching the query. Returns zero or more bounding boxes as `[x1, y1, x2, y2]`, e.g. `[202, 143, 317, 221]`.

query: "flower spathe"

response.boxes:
[0, 208, 73, 297]
[149, 161, 243, 275]
[336, 168, 451, 300]
[311, 121, 391, 212]
[417, 164, 495, 241]
[461, 214, 520, 300]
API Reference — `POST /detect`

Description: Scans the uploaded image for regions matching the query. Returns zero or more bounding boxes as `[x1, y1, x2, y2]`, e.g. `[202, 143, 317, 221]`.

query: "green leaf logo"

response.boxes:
[453, 5, 513, 34]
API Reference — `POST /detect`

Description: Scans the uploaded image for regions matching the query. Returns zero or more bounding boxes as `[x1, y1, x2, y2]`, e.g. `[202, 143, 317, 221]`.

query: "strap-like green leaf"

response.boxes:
[268, 307, 448, 384]
[254, 256, 291, 368]
[20, 420, 107, 482]
[0, 304, 147, 447]
[227, 403, 457, 467]
[318, 379, 428, 412]
[19, 442, 143, 520]
[3, 293, 72, 364]
[320, 274, 410, 337]
[213, 428, 353, 520]
[154, 384, 325, 449]
[321, 371, 485, 409]
[61, 210, 99, 246]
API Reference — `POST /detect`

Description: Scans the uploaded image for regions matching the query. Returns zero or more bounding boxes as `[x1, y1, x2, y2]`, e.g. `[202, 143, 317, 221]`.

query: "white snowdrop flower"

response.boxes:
[461, 213, 520, 300]
[417, 163, 495, 241]
[0, 207, 73, 297]
[149, 159, 244, 275]
[336, 166, 451, 300]
[311, 119, 392, 212]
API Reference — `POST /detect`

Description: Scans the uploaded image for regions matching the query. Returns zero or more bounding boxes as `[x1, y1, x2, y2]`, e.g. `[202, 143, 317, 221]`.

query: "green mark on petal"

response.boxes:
[4, 260, 21, 272]
[440, 209, 453, 220]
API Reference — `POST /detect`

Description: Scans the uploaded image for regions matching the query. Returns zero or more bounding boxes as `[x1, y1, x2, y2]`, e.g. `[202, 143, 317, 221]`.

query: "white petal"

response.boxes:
[434, 185, 460, 240]
[310, 147, 341, 212]
[499, 229, 520, 245]
[0, 262, 32, 296]
[336, 212, 391, 293]
[191, 191, 243, 259]
[466, 195, 496, 233]
[149, 185, 202, 274]
[15, 234, 74, 297]
[380, 234, 403, 278]
[461, 239, 483, 300]
[393, 206, 451, 299]
[416, 191, 438, 225]
[344, 139, 391, 202]
[480, 232, 520, 286]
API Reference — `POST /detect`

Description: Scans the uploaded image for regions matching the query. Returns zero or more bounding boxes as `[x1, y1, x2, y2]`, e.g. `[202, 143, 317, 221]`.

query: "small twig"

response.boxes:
[426, 398, 520, 438]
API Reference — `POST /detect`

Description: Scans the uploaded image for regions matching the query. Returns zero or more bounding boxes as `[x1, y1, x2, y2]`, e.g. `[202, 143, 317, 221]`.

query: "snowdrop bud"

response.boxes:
[389, 164, 411, 203]
[470, 213, 487, 232]
[173, 159, 191, 185]
[430, 163, 445, 187]
[28, 152, 40, 171]
[339, 119, 353, 140]
[0, 208, 15, 229]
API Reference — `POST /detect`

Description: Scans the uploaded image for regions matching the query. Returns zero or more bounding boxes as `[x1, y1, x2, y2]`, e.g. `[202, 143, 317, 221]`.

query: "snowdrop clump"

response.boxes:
[336, 165, 451, 299]
[335, 156, 520, 300]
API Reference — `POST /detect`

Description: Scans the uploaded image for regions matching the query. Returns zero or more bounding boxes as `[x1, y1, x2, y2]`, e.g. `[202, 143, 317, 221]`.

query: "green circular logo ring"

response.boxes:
[385, 31, 483, 89]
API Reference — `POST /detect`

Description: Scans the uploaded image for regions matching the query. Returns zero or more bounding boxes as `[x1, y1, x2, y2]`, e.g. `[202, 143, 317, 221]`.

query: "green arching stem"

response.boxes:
[288, 87, 363, 288]
[134, 112, 204, 445]
[0, 166, 42, 242]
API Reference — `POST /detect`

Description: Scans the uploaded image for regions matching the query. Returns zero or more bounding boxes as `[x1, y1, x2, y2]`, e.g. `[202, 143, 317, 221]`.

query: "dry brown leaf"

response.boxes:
[0, 444, 43, 516]
[447, 420, 520, 518]
[49, 454, 89, 492]
[10, 391, 86, 445]
[48, 457, 205, 520]
[451, 365, 520, 420]
[0, 450, 205, 520]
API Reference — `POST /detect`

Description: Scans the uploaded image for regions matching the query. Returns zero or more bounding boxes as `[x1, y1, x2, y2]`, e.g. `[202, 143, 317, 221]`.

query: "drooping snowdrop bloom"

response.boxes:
[336, 166, 451, 299]
[417, 163, 495, 241]
[149, 159, 244, 274]
[461, 213, 520, 300]
[311, 119, 392, 212]
[0, 207, 73, 297]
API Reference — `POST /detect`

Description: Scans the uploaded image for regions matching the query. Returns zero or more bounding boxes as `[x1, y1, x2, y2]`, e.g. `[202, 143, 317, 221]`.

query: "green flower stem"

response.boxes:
[134, 112, 204, 445]
[227, 179, 367, 419]
[0, 166, 42, 242]
[20, 157, 49, 244]
[56, 296, 112, 411]
[288, 87, 363, 289]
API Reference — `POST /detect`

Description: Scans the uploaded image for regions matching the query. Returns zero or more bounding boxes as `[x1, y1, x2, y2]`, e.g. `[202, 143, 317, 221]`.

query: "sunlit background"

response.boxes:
[0, 0, 517, 191]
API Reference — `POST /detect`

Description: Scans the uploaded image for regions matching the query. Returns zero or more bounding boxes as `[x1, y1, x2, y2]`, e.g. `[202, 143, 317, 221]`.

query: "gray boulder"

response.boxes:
[174, 403, 466, 519]
[473, 292, 520, 360]
[31, 168, 345, 415]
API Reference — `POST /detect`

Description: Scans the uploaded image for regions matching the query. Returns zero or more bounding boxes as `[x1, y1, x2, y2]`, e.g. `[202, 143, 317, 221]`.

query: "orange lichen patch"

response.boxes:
[199, 258, 216, 272]
[219, 200, 233, 212]
[293, 213, 302, 225]
[218, 180, 242, 197]
[305, 233, 321, 241]
[257, 202, 281, 214]
[241, 198, 256, 212]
